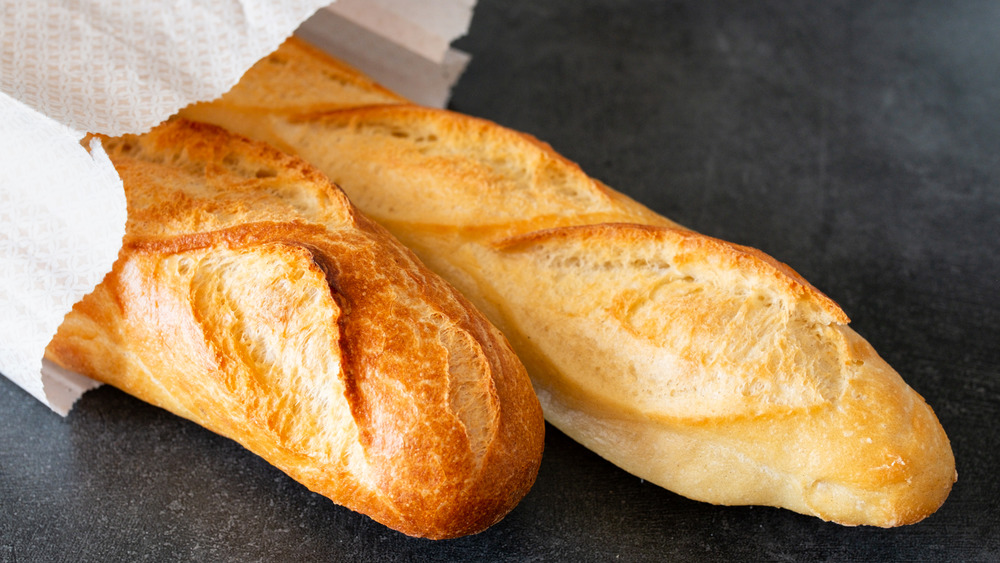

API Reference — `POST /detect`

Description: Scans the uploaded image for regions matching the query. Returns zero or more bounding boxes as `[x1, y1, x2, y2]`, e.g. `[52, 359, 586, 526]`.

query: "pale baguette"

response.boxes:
[181, 39, 956, 526]
[45, 119, 545, 539]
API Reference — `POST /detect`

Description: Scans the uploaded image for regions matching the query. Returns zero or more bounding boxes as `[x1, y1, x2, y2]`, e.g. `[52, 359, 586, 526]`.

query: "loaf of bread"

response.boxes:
[181, 39, 956, 526]
[44, 119, 545, 539]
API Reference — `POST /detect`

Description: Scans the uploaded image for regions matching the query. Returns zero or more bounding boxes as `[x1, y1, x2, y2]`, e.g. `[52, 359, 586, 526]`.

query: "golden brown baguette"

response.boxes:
[181, 40, 956, 526]
[44, 119, 545, 539]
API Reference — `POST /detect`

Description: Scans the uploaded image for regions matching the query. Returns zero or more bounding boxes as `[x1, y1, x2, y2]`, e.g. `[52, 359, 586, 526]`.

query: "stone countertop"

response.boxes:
[2, 1, 997, 560]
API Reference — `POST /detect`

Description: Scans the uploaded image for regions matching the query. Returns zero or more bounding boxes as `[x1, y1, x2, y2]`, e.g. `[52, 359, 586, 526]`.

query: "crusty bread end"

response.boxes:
[46, 119, 545, 539]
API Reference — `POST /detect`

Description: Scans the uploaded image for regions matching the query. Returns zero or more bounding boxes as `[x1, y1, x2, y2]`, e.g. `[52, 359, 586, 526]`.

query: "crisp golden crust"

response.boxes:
[46, 119, 544, 539]
[181, 41, 955, 526]
[197, 36, 405, 115]
[180, 37, 406, 158]
[494, 223, 849, 324]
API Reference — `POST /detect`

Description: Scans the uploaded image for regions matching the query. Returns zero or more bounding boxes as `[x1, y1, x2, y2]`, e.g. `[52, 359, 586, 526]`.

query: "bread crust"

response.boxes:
[180, 41, 956, 526]
[45, 119, 545, 539]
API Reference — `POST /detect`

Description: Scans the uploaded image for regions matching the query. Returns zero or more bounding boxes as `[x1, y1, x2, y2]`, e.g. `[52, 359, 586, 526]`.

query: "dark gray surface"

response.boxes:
[3, 1, 999, 560]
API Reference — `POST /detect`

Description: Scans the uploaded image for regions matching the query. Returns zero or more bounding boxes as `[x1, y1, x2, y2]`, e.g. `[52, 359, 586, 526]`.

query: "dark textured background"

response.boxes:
[2, 1, 998, 560]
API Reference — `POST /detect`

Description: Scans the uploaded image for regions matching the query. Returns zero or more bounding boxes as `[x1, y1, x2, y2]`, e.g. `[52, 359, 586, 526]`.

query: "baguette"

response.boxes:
[44, 119, 545, 539]
[181, 39, 956, 526]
